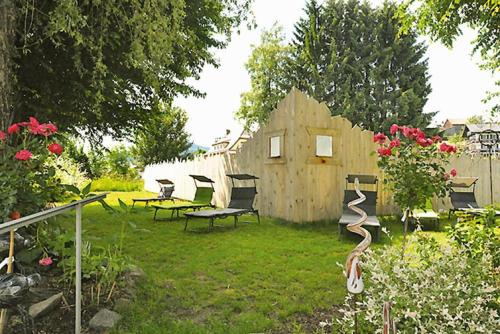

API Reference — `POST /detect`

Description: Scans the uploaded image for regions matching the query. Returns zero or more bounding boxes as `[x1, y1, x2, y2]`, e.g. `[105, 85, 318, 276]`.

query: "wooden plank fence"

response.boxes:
[143, 89, 499, 222]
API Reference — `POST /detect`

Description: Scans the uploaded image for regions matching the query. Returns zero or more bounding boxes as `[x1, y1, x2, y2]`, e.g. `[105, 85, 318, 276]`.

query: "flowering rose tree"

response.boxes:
[374, 124, 458, 244]
[0, 117, 64, 222]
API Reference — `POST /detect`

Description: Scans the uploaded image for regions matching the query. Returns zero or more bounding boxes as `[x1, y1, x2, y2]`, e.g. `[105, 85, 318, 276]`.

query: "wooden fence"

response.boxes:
[143, 89, 499, 222]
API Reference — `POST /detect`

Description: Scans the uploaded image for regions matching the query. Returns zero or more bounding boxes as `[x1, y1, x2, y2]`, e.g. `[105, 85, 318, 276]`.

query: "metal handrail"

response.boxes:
[0, 193, 108, 334]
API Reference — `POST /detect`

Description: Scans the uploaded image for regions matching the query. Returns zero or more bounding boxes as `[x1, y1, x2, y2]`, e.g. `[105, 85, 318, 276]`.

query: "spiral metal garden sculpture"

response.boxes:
[344, 178, 396, 333]
[345, 178, 371, 294]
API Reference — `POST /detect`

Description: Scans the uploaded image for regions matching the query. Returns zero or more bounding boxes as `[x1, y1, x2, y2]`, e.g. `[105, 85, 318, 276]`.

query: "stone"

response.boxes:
[113, 297, 130, 311]
[124, 265, 145, 286]
[89, 308, 121, 332]
[29, 292, 63, 319]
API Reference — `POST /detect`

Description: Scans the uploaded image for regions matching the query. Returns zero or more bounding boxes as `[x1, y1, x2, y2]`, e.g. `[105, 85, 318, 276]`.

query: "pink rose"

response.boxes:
[48, 143, 64, 155]
[450, 169, 457, 177]
[390, 124, 399, 135]
[39, 257, 53, 266]
[15, 149, 32, 161]
[0, 131, 5, 141]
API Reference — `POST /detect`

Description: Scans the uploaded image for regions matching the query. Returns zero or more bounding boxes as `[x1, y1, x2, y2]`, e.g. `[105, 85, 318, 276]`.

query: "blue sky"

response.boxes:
[172, 0, 497, 147]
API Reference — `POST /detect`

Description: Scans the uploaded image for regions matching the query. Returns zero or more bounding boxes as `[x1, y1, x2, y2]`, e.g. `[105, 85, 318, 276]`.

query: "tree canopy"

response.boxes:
[396, 0, 499, 116]
[237, 0, 433, 133]
[133, 105, 191, 168]
[3, 0, 253, 140]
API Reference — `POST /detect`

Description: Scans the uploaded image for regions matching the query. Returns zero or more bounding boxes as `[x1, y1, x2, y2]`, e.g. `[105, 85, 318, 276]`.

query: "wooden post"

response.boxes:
[7, 230, 14, 273]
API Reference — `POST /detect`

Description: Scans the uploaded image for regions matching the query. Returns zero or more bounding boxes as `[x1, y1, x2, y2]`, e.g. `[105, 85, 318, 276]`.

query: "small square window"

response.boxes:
[270, 136, 281, 158]
[316, 135, 332, 157]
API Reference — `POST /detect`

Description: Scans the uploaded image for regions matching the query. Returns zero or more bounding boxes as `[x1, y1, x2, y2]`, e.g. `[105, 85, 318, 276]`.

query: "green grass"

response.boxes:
[55, 191, 450, 333]
[90, 177, 143, 192]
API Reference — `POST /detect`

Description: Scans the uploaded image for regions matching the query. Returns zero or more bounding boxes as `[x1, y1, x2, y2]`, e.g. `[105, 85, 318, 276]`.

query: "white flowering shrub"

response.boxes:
[333, 234, 499, 333]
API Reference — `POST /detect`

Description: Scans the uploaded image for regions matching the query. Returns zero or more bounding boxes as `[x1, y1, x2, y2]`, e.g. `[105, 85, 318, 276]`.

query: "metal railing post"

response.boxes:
[75, 204, 82, 334]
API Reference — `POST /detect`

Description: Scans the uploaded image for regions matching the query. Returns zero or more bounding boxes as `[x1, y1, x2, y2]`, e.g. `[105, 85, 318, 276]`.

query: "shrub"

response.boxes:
[90, 177, 143, 192]
[448, 207, 500, 267]
[333, 234, 499, 333]
[0, 117, 65, 221]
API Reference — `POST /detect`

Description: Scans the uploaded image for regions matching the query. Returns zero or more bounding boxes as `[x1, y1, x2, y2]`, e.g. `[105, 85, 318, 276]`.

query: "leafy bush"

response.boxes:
[90, 177, 143, 192]
[448, 207, 500, 267]
[333, 234, 499, 333]
[0, 117, 65, 220]
[49, 155, 89, 189]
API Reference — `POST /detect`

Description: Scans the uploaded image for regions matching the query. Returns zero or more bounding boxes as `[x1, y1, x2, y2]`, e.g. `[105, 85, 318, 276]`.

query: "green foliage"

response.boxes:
[396, 0, 499, 115]
[334, 233, 499, 332]
[106, 145, 138, 178]
[448, 207, 500, 267]
[237, 0, 433, 133]
[90, 177, 143, 192]
[133, 105, 191, 167]
[467, 114, 486, 124]
[9, 0, 253, 141]
[236, 25, 293, 129]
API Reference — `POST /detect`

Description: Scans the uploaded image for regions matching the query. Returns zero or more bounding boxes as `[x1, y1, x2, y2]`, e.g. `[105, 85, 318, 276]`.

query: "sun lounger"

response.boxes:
[338, 174, 381, 241]
[449, 177, 480, 218]
[132, 179, 175, 207]
[449, 177, 500, 217]
[152, 175, 215, 220]
[183, 174, 260, 231]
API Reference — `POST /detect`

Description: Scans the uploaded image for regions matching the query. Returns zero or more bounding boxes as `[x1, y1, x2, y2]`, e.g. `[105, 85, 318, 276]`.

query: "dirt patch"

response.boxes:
[5, 269, 126, 334]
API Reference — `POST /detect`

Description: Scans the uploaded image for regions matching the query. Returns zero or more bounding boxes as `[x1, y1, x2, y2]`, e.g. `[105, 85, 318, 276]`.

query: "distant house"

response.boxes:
[440, 118, 467, 138]
[464, 123, 500, 156]
[205, 129, 251, 156]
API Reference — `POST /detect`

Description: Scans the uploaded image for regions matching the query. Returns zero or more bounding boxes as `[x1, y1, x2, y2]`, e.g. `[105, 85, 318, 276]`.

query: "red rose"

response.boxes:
[27, 117, 41, 134]
[15, 149, 32, 161]
[7, 124, 20, 135]
[373, 132, 387, 145]
[432, 135, 442, 143]
[9, 211, 21, 220]
[439, 143, 449, 152]
[390, 124, 399, 135]
[416, 137, 430, 147]
[48, 143, 64, 155]
[389, 138, 401, 148]
[0, 131, 5, 141]
[402, 126, 411, 138]
[450, 168, 457, 177]
[377, 147, 392, 156]
[440, 143, 457, 153]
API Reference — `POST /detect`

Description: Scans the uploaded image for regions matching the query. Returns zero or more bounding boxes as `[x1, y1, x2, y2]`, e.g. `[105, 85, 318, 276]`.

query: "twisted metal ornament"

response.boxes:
[345, 178, 372, 294]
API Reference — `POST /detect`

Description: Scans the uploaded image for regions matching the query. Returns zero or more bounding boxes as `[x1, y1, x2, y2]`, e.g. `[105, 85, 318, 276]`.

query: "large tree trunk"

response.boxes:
[0, 0, 15, 129]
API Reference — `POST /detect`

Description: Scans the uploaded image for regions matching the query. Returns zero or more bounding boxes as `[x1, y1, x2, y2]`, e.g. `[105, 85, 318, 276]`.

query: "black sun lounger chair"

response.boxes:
[449, 177, 481, 218]
[132, 179, 175, 207]
[152, 175, 215, 220]
[183, 174, 260, 232]
[338, 174, 381, 241]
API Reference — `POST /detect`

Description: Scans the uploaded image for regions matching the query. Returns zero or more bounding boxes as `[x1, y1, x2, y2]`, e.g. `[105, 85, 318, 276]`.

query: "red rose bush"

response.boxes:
[0, 117, 64, 222]
[375, 124, 458, 236]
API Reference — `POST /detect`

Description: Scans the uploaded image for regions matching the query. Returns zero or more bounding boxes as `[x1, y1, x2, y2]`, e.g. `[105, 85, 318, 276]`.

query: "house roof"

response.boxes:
[444, 118, 467, 126]
[465, 123, 500, 133]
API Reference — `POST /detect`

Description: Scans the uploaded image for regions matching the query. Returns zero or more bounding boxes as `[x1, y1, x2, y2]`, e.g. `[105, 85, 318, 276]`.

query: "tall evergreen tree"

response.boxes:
[238, 0, 434, 133]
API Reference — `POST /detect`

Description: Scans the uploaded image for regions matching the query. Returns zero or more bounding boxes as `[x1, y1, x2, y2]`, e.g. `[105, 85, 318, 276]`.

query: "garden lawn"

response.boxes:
[55, 191, 450, 334]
